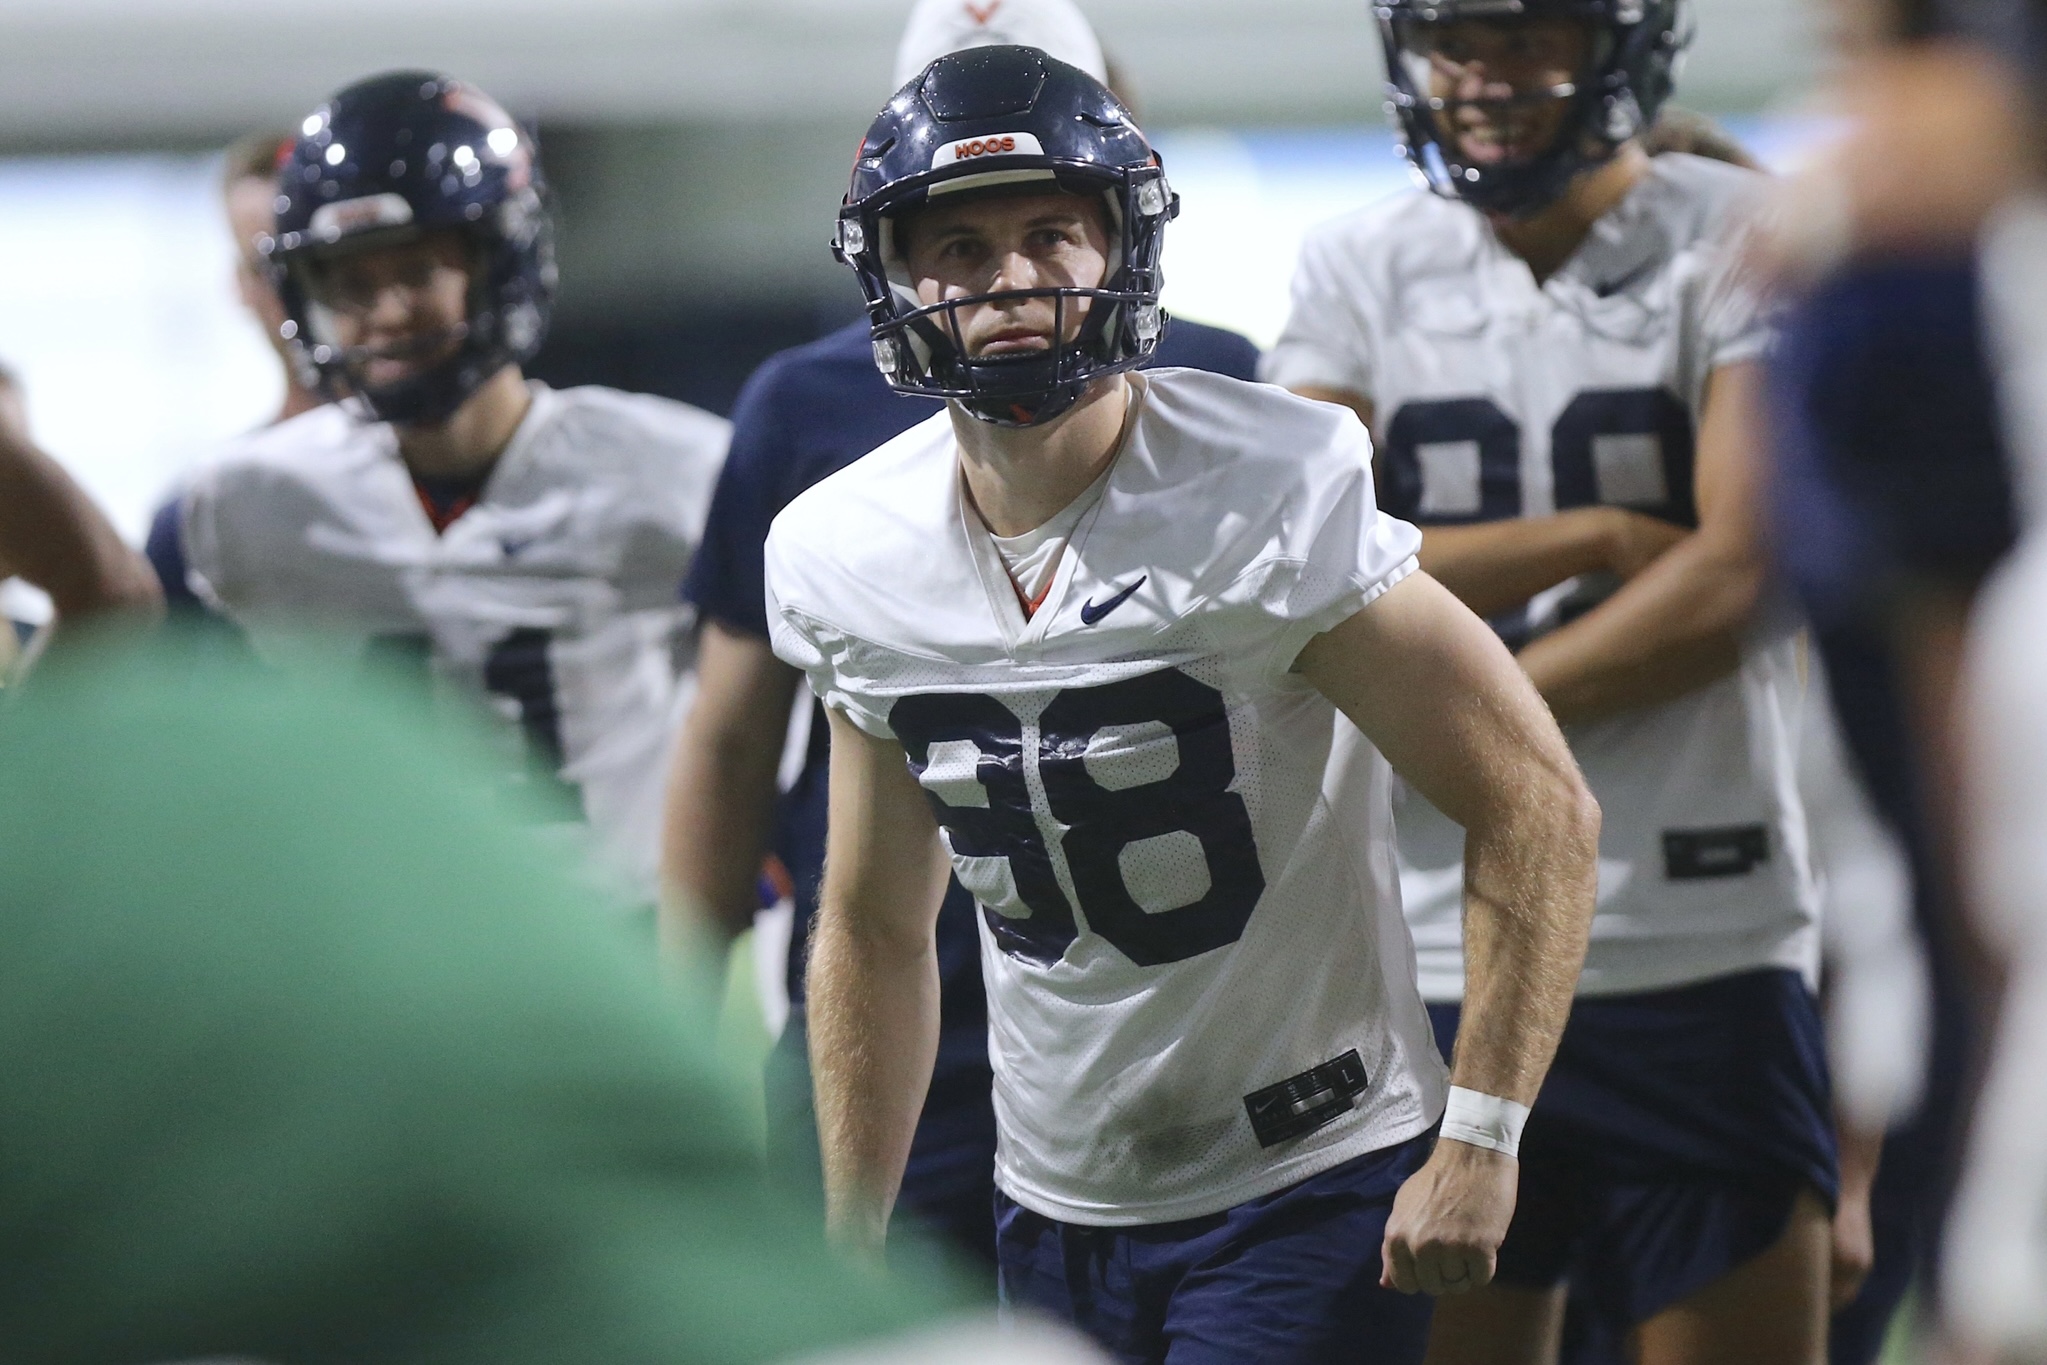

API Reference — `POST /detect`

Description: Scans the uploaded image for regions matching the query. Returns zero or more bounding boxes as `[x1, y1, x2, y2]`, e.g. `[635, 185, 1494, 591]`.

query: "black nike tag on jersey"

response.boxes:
[1244, 1051, 1370, 1148]
[1079, 576, 1146, 626]
[1595, 258, 1659, 298]
[1663, 825, 1770, 879]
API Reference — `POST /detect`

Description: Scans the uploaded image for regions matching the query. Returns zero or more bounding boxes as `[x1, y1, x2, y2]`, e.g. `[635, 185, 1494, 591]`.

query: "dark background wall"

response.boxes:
[527, 120, 867, 415]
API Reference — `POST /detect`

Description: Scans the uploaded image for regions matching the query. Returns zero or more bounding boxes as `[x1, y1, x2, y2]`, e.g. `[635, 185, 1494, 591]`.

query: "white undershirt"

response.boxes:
[983, 460, 1115, 614]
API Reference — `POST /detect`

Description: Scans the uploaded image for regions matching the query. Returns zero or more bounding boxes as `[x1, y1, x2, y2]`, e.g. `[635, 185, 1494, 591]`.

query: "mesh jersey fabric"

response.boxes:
[175, 381, 729, 902]
[766, 368, 1444, 1225]
[1265, 153, 1820, 999]
[682, 316, 1262, 1225]
[0, 629, 956, 1365]
[683, 315, 1260, 1009]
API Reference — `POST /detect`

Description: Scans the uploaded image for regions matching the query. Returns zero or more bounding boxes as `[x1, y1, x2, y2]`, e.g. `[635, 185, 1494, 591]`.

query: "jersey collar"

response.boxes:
[384, 380, 558, 540]
[955, 377, 1146, 654]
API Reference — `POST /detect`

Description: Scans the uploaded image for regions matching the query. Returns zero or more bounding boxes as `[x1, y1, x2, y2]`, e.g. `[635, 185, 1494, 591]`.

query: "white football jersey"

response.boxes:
[1265, 154, 1819, 998]
[766, 369, 1446, 1226]
[180, 382, 730, 901]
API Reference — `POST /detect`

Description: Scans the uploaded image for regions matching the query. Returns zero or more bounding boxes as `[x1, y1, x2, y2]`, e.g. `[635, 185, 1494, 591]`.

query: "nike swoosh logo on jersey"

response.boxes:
[500, 536, 534, 559]
[1594, 258, 1658, 298]
[1079, 576, 1146, 626]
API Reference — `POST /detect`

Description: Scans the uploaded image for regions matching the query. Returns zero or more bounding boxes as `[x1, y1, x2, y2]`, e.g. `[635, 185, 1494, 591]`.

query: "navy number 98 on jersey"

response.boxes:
[891, 668, 1267, 968]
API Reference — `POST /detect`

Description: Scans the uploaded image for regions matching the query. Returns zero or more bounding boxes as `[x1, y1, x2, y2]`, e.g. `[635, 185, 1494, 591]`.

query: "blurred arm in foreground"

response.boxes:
[0, 364, 160, 620]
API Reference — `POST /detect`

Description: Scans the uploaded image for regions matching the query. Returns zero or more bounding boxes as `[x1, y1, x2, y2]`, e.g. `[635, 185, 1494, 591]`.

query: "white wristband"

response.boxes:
[1440, 1086, 1530, 1158]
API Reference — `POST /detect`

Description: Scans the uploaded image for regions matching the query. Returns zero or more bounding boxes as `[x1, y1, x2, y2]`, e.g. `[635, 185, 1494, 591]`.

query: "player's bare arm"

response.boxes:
[1516, 360, 1767, 724]
[0, 411, 160, 620]
[808, 705, 954, 1256]
[1290, 385, 1688, 618]
[1831, 1116, 1882, 1309]
[659, 621, 804, 949]
[1296, 571, 1599, 1296]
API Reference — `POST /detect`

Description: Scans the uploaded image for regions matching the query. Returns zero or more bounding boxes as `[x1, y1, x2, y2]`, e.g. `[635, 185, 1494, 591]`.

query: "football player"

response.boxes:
[1764, 8, 2043, 1361]
[1264, 2, 1839, 1360]
[766, 46, 1601, 1361]
[662, 0, 1259, 1269]
[161, 71, 729, 905]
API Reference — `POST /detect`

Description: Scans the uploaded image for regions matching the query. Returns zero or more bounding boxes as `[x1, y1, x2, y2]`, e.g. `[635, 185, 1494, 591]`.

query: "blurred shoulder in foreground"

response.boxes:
[0, 626, 1100, 1364]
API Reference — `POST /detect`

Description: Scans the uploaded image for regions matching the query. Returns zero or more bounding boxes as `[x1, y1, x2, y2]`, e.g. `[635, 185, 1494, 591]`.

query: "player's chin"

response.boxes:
[1451, 134, 1516, 168]
[357, 360, 428, 389]
[968, 336, 1056, 360]
[1452, 123, 1550, 168]
[357, 346, 460, 389]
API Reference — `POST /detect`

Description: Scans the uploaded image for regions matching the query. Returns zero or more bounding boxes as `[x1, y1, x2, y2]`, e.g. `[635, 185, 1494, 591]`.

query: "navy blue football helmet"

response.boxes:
[833, 45, 1179, 428]
[265, 71, 555, 426]
[1378, 0, 1692, 217]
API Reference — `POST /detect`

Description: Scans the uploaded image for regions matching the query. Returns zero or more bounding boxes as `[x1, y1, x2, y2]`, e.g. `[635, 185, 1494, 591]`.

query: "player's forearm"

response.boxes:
[1517, 526, 1761, 726]
[1838, 1114, 1884, 1202]
[1418, 513, 1614, 620]
[0, 439, 160, 618]
[660, 718, 786, 943]
[1450, 783, 1600, 1106]
[659, 625, 804, 949]
[807, 896, 941, 1253]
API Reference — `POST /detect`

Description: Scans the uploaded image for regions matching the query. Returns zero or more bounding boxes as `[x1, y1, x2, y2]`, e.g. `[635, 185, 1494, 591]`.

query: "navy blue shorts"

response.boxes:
[996, 1134, 1436, 1364]
[1430, 967, 1838, 1328]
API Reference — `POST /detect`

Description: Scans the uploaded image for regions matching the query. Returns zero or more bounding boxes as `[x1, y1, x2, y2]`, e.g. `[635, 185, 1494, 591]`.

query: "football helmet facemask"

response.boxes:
[1378, 0, 1693, 218]
[834, 45, 1179, 429]
[266, 70, 556, 427]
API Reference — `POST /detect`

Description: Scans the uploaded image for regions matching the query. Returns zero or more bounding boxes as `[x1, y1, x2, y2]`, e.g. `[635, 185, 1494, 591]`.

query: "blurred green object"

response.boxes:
[0, 626, 953, 1364]
[1880, 1294, 1922, 1365]
[717, 927, 775, 1149]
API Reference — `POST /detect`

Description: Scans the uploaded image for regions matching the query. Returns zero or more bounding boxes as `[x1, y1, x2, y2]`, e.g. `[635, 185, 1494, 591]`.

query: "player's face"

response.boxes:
[899, 189, 1112, 359]
[300, 229, 472, 391]
[1409, 17, 1591, 167]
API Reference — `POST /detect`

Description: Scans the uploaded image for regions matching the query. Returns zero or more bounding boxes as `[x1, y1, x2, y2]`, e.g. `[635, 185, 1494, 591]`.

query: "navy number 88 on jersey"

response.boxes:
[1382, 385, 1697, 648]
[892, 666, 1267, 968]
[1381, 386, 1697, 531]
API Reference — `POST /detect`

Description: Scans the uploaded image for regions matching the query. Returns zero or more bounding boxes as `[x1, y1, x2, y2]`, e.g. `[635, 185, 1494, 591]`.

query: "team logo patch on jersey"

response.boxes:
[931, 131, 1044, 170]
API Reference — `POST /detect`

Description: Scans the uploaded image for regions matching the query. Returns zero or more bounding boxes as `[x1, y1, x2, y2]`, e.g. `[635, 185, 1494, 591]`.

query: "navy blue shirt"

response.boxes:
[1771, 258, 2016, 627]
